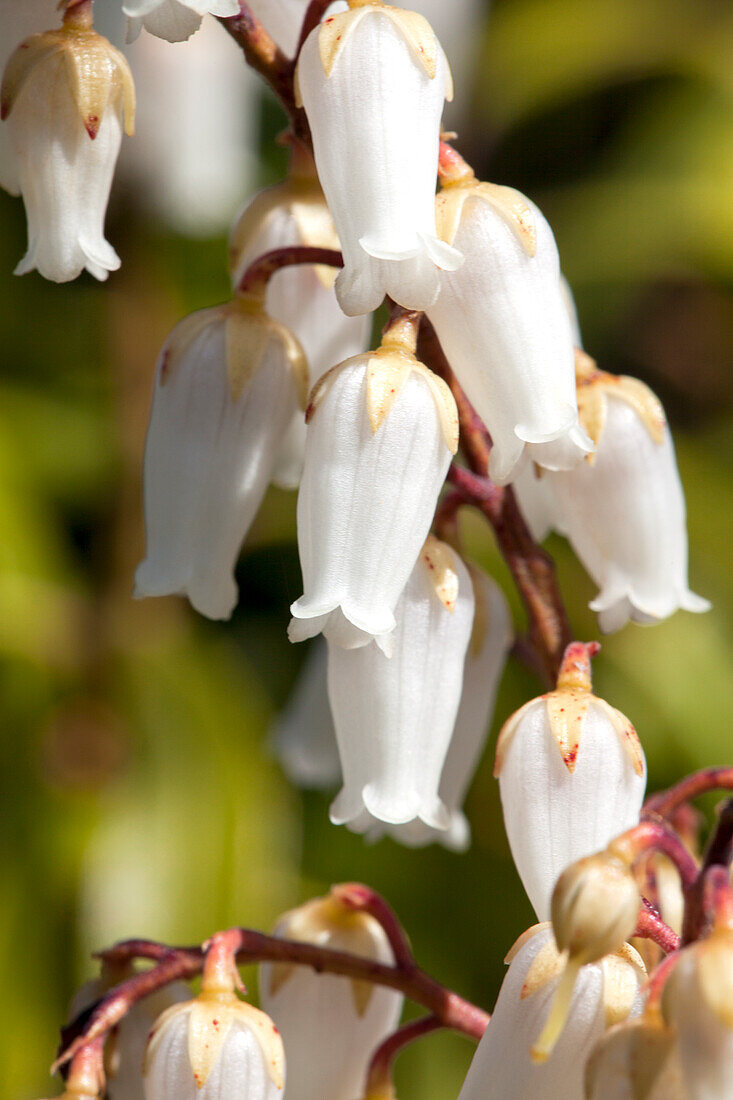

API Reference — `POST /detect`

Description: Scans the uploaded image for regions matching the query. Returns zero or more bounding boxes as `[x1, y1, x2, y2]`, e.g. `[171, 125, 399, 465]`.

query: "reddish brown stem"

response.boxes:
[238, 246, 343, 296]
[297, 0, 336, 55]
[613, 820, 699, 891]
[635, 899, 681, 954]
[644, 767, 733, 818]
[331, 882, 416, 970]
[365, 1016, 445, 1096]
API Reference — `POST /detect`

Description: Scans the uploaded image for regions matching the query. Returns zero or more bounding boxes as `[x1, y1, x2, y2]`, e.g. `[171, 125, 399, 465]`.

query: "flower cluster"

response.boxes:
[6, 3, 727, 1100]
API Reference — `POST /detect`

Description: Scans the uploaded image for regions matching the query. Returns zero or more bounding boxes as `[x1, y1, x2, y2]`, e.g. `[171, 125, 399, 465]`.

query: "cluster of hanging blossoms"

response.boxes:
[4, 1, 729, 1100]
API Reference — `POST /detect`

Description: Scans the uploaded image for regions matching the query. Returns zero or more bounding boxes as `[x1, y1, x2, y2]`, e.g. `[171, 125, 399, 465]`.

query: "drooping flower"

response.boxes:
[260, 892, 403, 1100]
[1, 9, 135, 282]
[457, 925, 645, 1100]
[295, 0, 462, 316]
[229, 149, 370, 489]
[327, 536, 474, 833]
[663, 926, 733, 1100]
[546, 352, 711, 632]
[135, 294, 307, 620]
[289, 316, 458, 653]
[428, 164, 593, 484]
[143, 991, 284, 1100]
[585, 1015, 687, 1100]
[124, 1, 240, 44]
[369, 565, 511, 850]
[495, 643, 646, 922]
[269, 638, 341, 790]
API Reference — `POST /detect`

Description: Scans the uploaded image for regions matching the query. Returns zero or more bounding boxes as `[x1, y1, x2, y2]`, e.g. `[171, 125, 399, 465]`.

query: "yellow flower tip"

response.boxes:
[530, 956, 581, 1063]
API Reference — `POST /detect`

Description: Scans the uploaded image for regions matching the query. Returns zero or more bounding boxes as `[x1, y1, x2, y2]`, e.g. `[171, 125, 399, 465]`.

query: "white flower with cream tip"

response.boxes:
[270, 638, 341, 790]
[135, 294, 307, 620]
[327, 536, 474, 833]
[289, 316, 458, 653]
[295, 0, 462, 316]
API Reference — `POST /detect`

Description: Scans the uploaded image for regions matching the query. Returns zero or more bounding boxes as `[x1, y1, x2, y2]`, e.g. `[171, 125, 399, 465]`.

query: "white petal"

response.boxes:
[297, 12, 459, 315]
[260, 903, 402, 1100]
[128, 1, 204, 42]
[428, 195, 592, 483]
[459, 928, 643, 1100]
[290, 358, 452, 649]
[327, 546, 475, 831]
[8, 56, 123, 283]
[269, 638, 341, 790]
[665, 948, 733, 1100]
[499, 698, 647, 922]
[511, 463, 566, 542]
[549, 396, 710, 632]
[135, 312, 299, 619]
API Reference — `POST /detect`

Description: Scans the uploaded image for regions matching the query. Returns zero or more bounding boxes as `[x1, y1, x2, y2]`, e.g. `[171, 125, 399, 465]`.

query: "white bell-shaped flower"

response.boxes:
[585, 1016, 687, 1100]
[260, 892, 403, 1100]
[495, 643, 647, 922]
[327, 536, 474, 832]
[546, 353, 710, 633]
[370, 565, 511, 850]
[429, 169, 593, 484]
[143, 991, 284, 1100]
[135, 294, 308, 620]
[229, 155, 370, 489]
[124, 1, 239, 43]
[69, 975, 191, 1100]
[289, 317, 458, 653]
[511, 462, 565, 544]
[295, 1, 462, 316]
[663, 927, 733, 1100]
[458, 925, 645, 1100]
[269, 638, 341, 789]
[1, 13, 135, 282]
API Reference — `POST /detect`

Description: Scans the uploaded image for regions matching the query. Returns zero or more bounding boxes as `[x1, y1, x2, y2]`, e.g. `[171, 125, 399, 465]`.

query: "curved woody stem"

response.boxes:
[237, 245, 344, 296]
[365, 1015, 444, 1097]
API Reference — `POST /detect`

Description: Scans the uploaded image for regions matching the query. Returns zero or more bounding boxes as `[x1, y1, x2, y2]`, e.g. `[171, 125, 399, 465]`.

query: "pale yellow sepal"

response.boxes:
[585, 1011, 678, 1100]
[421, 535, 459, 612]
[601, 944, 646, 1027]
[593, 698, 645, 778]
[229, 177, 340, 290]
[436, 180, 537, 257]
[1, 27, 135, 137]
[225, 297, 309, 409]
[504, 922, 551, 965]
[576, 353, 667, 463]
[307, 351, 458, 454]
[295, 2, 451, 106]
[696, 929, 733, 1028]
[521, 938, 565, 999]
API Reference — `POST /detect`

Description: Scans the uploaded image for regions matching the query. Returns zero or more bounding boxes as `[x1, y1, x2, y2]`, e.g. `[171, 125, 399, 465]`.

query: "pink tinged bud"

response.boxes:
[269, 637, 341, 790]
[143, 994, 285, 1100]
[369, 566, 511, 850]
[457, 926, 645, 1100]
[428, 181, 593, 484]
[663, 930, 733, 1100]
[326, 537, 475, 833]
[1, 24, 135, 282]
[288, 334, 458, 653]
[495, 651, 646, 922]
[260, 895, 403, 1100]
[123, 1, 240, 44]
[135, 299, 307, 620]
[229, 182, 370, 489]
[295, 4, 462, 316]
[545, 366, 710, 632]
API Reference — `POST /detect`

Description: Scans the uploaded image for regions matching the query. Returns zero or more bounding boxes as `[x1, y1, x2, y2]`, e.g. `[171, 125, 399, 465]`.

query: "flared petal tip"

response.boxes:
[134, 562, 237, 621]
[288, 603, 395, 652]
[330, 784, 450, 832]
[592, 586, 712, 634]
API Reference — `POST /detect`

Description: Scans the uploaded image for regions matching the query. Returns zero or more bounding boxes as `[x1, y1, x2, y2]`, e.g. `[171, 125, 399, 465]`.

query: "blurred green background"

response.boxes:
[2, 0, 733, 1097]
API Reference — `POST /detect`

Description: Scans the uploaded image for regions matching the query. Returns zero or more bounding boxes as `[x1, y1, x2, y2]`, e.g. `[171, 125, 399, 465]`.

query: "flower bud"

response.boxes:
[327, 536, 474, 832]
[495, 643, 646, 921]
[585, 1015, 686, 1100]
[124, 1, 240, 44]
[457, 925, 645, 1100]
[289, 319, 458, 653]
[295, 1, 462, 316]
[143, 991, 284, 1100]
[663, 928, 733, 1100]
[259, 893, 403, 1100]
[69, 975, 191, 1100]
[428, 173, 593, 484]
[369, 565, 511, 849]
[547, 355, 710, 632]
[1, 16, 135, 282]
[135, 295, 307, 620]
[552, 854, 641, 966]
[270, 637, 341, 790]
[229, 165, 370, 489]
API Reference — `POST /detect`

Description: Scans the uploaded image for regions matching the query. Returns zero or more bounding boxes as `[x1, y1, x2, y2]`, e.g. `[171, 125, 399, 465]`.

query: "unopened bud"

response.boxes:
[585, 1014, 686, 1099]
[552, 853, 641, 965]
